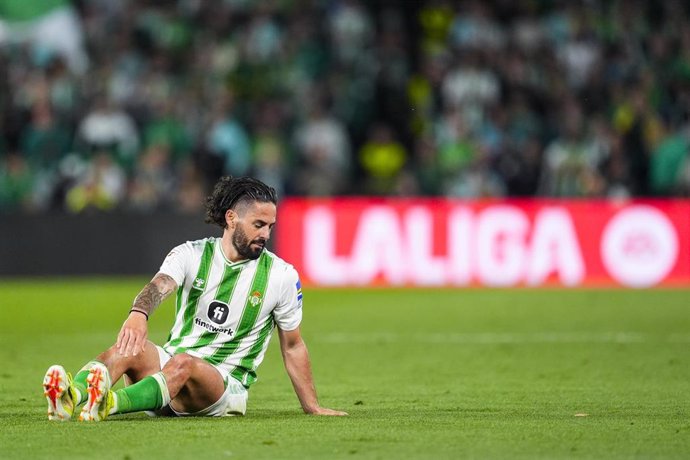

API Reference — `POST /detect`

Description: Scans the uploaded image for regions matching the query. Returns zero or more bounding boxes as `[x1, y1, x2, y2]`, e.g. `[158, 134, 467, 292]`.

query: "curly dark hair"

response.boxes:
[205, 176, 277, 228]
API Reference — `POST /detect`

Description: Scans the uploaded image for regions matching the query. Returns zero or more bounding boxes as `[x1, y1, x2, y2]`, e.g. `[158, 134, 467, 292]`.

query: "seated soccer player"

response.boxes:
[43, 176, 346, 420]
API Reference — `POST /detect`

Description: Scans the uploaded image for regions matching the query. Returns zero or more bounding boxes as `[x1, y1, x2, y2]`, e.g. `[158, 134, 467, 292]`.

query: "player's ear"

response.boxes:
[225, 209, 236, 229]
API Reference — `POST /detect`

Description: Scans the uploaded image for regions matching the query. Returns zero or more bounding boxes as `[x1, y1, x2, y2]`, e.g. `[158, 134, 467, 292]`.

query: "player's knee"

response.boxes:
[103, 343, 146, 365]
[102, 343, 134, 364]
[167, 353, 195, 381]
[103, 343, 119, 357]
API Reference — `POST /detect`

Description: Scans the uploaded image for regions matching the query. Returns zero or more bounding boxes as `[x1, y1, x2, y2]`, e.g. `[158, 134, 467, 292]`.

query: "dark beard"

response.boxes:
[232, 225, 265, 260]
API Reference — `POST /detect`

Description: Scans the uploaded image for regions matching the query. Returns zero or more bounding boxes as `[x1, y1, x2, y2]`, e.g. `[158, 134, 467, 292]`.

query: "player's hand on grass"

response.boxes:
[306, 407, 348, 416]
[117, 312, 148, 357]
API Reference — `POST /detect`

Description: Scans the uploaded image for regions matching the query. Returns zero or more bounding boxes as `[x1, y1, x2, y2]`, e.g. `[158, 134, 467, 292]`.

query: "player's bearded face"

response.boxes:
[232, 223, 265, 260]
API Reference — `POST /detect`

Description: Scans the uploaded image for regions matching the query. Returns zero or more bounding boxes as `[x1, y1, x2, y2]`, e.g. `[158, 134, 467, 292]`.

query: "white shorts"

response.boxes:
[147, 345, 248, 417]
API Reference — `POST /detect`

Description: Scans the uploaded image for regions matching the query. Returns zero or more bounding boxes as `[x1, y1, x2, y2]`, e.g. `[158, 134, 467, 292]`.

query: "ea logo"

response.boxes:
[601, 206, 678, 287]
[207, 301, 229, 324]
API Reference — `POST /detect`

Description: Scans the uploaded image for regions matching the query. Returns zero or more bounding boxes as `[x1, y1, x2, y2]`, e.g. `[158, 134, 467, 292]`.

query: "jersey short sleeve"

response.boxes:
[158, 242, 193, 287]
[273, 265, 303, 331]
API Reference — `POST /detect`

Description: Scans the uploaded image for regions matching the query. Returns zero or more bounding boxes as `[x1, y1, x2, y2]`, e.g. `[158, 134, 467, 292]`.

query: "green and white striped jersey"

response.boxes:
[158, 237, 302, 388]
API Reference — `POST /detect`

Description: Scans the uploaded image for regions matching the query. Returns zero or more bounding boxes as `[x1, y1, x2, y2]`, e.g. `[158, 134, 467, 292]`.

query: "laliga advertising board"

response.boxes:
[277, 199, 690, 288]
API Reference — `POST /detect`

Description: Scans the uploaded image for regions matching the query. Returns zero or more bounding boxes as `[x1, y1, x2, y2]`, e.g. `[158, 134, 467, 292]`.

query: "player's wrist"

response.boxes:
[302, 402, 321, 414]
[129, 309, 149, 321]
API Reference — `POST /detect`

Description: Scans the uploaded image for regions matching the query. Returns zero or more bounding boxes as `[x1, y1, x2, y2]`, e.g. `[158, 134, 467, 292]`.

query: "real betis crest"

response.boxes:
[249, 290, 263, 307]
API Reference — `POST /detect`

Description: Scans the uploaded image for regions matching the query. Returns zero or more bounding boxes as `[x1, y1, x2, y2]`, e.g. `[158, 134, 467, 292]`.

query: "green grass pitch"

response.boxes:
[0, 279, 688, 459]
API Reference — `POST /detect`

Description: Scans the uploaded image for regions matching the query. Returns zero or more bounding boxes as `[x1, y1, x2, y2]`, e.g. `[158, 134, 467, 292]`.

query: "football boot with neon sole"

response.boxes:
[43, 365, 78, 421]
[78, 362, 114, 421]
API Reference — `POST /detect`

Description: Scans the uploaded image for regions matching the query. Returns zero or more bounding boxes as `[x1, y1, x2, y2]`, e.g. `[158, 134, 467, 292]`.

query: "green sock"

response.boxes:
[73, 360, 102, 405]
[113, 372, 171, 414]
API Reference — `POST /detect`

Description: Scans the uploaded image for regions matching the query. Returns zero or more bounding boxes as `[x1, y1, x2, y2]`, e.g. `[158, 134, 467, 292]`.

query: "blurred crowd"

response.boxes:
[1, 0, 690, 214]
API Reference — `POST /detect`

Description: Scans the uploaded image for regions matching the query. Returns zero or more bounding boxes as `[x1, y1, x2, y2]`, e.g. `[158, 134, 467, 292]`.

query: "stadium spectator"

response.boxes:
[539, 99, 606, 197]
[75, 96, 139, 167]
[142, 99, 193, 167]
[20, 99, 71, 171]
[65, 149, 126, 213]
[359, 123, 407, 195]
[0, 151, 34, 212]
[128, 143, 175, 211]
[293, 98, 351, 196]
[206, 94, 252, 178]
[495, 135, 543, 197]
[650, 124, 690, 195]
[328, 0, 374, 66]
[175, 159, 204, 213]
[251, 101, 291, 197]
[434, 107, 481, 192]
[0, 0, 88, 74]
[411, 134, 438, 196]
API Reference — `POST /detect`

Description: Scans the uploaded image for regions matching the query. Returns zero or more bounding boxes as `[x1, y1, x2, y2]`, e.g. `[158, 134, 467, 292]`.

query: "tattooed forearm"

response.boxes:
[131, 273, 177, 316]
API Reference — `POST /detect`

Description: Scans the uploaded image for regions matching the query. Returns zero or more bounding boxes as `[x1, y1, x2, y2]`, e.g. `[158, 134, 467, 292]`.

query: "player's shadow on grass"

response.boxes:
[104, 410, 305, 422]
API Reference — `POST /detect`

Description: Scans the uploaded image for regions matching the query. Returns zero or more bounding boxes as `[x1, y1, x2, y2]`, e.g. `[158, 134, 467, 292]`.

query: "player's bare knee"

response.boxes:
[99, 344, 128, 365]
[165, 353, 195, 381]
[97, 343, 148, 375]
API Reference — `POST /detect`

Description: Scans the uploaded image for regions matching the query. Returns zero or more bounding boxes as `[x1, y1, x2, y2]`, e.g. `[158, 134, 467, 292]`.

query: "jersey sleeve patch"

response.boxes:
[296, 279, 303, 303]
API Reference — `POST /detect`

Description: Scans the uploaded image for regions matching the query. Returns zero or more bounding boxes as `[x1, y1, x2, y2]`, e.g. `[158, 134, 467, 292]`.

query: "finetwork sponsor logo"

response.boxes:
[195, 317, 234, 335]
[207, 301, 230, 324]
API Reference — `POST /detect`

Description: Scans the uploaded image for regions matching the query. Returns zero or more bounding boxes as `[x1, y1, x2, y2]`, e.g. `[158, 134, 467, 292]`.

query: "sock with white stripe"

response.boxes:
[112, 372, 171, 414]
